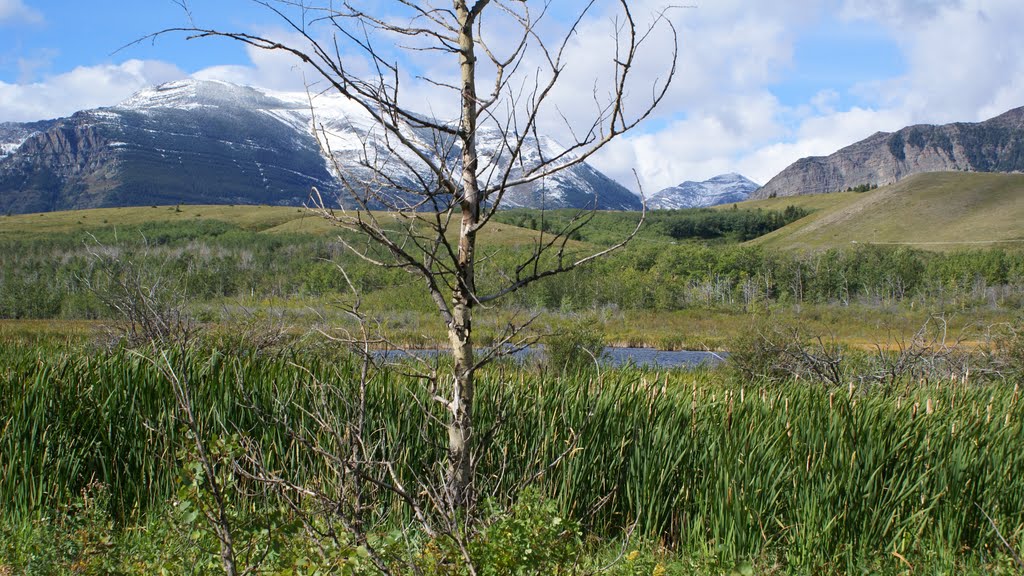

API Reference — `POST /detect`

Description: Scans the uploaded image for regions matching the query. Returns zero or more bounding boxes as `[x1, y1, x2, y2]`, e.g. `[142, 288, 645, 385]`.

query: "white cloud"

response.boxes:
[839, 0, 960, 26]
[0, 0, 41, 24]
[0, 60, 184, 121]
[589, 0, 1024, 192]
[5, 0, 1023, 198]
[891, 0, 1024, 123]
[592, 92, 787, 191]
[192, 33, 315, 93]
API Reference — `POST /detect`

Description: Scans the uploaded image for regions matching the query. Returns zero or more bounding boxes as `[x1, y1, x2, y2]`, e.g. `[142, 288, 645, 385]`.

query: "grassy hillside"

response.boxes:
[0, 203, 553, 248]
[746, 172, 1024, 251]
[0, 204, 309, 237]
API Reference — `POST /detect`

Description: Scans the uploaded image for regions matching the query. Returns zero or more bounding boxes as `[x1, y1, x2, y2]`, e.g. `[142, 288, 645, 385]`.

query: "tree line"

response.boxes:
[2, 219, 1023, 320]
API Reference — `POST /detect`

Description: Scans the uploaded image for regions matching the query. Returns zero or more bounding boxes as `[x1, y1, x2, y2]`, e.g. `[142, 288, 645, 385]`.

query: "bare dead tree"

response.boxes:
[82, 235, 199, 348]
[146, 0, 677, 522]
[869, 315, 975, 393]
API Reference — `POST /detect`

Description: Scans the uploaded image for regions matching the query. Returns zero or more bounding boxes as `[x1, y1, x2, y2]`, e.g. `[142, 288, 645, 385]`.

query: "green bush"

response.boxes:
[545, 315, 607, 374]
[472, 489, 583, 575]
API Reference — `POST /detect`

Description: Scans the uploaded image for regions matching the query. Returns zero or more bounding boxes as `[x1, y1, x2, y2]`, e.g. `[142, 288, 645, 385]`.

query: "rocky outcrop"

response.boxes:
[753, 106, 1024, 199]
[0, 116, 123, 213]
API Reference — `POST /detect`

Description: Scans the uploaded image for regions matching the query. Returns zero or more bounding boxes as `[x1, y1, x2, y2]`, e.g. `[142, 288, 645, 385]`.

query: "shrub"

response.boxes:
[727, 317, 846, 386]
[545, 315, 607, 375]
[471, 489, 582, 575]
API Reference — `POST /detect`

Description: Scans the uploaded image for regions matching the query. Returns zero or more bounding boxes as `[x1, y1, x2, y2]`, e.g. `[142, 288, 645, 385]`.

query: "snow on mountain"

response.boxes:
[647, 173, 760, 209]
[0, 120, 53, 160]
[0, 79, 639, 214]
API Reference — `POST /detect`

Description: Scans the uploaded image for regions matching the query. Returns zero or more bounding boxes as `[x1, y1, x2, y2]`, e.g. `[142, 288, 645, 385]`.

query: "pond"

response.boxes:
[375, 346, 726, 369]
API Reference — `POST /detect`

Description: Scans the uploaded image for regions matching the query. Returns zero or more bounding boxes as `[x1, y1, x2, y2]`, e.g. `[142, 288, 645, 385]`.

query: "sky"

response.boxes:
[2, 0, 1023, 194]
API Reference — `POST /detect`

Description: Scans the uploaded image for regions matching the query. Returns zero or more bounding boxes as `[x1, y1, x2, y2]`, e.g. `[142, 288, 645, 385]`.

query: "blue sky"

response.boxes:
[2, 0, 1023, 192]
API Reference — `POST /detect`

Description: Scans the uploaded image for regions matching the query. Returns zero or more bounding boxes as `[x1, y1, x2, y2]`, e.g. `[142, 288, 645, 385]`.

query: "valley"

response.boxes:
[3, 62, 1024, 576]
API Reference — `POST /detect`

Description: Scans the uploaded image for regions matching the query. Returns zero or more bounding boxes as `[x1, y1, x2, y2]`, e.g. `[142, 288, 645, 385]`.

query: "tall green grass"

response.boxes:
[1, 344, 1021, 567]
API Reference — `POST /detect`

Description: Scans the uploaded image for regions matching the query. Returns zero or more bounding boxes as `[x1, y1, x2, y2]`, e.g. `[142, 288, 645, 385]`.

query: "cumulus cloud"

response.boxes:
[0, 0, 41, 25]
[885, 0, 1024, 123]
[5, 0, 1024, 197]
[587, 0, 1024, 192]
[192, 31, 316, 93]
[0, 59, 184, 121]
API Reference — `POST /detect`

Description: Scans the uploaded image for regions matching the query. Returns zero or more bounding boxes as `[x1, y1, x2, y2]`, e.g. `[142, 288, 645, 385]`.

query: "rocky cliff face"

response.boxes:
[0, 117, 124, 213]
[0, 79, 640, 214]
[753, 106, 1024, 199]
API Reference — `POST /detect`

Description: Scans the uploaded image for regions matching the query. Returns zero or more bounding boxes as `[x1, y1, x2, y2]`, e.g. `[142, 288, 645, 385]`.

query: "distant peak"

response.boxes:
[678, 173, 759, 187]
[116, 79, 281, 111]
[648, 172, 759, 209]
[707, 172, 754, 182]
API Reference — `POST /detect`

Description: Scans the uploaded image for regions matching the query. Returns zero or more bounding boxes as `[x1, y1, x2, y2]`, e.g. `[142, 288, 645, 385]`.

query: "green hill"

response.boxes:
[741, 172, 1024, 251]
[6, 173, 1024, 252]
[0, 203, 560, 248]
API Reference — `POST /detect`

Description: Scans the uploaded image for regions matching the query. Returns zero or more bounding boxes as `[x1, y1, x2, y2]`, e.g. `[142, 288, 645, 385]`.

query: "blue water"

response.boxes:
[603, 347, 725, 368]
[376, 346, 725, 369]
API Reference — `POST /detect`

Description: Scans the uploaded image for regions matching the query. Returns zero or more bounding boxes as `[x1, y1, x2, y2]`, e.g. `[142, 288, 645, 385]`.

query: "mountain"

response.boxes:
[753, 106, 1024, 199]
[0, 79, 640, 215]
[647, 173, 759, 209]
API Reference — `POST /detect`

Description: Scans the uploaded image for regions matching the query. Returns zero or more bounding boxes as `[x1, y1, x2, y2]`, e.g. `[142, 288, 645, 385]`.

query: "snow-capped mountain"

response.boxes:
[647, 173, 760, 209]
[0, 79, 640, 214]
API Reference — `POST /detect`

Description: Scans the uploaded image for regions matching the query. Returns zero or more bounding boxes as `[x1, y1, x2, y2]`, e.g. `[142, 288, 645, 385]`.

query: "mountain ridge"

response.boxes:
[753, 106, 1024, 199]
[0, 79, 641, 214]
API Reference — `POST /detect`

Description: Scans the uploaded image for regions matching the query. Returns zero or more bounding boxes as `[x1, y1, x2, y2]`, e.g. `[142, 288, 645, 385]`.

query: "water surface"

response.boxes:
[377, 346, 725, 369]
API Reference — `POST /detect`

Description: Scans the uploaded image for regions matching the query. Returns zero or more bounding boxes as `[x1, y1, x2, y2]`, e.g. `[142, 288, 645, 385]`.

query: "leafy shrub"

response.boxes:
[471, 489, 582, 575]
[413, 489, 582, 575]
[545, 315, 607, 374]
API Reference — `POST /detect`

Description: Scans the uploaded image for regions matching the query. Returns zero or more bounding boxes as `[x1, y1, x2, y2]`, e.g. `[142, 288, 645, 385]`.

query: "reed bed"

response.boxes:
[1, 344, 1021, 567]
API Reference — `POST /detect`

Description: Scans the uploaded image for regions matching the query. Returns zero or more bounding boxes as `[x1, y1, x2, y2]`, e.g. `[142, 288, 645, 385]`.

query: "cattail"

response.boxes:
[726, 394, 734, 429]
[926, 398, 934, 415]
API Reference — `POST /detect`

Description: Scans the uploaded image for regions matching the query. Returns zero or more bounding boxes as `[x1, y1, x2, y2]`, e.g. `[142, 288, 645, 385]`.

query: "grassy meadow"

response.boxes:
[1, 343, 1022, 573]
[2, 188, 1024, 573]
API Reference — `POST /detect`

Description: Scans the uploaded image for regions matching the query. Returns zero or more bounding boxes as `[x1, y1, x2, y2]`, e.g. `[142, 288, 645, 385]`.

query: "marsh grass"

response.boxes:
[1, 343, 1021, 570]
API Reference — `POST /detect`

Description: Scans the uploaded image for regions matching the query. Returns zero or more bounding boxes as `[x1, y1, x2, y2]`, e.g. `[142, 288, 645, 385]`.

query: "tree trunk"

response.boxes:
[447, 0, 484, 510]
